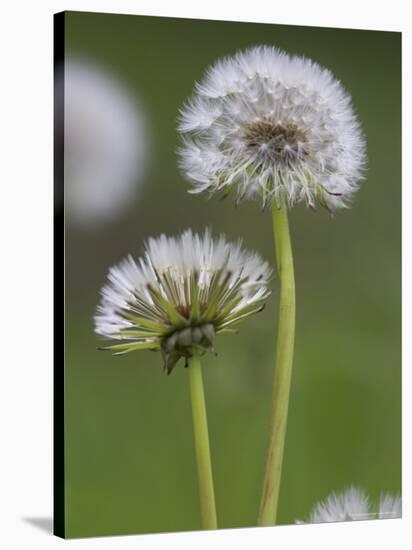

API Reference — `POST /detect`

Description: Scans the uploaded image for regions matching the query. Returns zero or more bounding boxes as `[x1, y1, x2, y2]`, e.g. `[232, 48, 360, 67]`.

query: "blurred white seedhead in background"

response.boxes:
[178, 46, 366, 211]
[62, 58, 148, 225]
[297, 487, 401, 524]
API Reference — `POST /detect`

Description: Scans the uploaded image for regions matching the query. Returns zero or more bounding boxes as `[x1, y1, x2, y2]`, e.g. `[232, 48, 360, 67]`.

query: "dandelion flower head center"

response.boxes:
[242, 119, 308, 164]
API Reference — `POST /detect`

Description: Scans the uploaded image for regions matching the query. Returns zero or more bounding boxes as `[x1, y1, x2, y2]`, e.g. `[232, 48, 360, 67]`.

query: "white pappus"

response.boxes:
[62, 58, 149, 225]
[178, 46, 366, 211]
[298, 487, 401, 524]
[95, 229, 271, 374]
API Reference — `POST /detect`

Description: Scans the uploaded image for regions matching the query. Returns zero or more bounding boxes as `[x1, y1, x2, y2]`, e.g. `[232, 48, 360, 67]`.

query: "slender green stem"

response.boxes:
[258, 198, 296, 526]
[188, 352, 218, 530]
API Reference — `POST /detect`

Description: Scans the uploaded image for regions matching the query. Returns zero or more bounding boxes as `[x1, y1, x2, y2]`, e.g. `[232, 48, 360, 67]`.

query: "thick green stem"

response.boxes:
[188, 352, 218, 530]
[258, 199, 296, 526]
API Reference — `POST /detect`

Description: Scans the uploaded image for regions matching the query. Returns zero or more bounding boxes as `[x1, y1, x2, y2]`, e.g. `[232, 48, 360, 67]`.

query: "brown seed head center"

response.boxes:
[242, 120, 308, 163]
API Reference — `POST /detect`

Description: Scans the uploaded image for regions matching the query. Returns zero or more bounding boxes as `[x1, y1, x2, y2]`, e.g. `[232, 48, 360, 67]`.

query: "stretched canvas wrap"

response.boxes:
[54, 11, 402, 539]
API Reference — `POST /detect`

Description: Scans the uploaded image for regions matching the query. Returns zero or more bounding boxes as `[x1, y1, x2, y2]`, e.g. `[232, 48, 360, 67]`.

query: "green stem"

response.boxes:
[258, 199, 296, 526]
[188, 352, 218, 529]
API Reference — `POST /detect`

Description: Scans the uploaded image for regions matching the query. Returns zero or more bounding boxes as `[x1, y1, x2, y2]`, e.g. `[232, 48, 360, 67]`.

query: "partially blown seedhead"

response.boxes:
[95, 230, 271, 374]
[298, 487, 401, 524]
[178, 46, 366, 211]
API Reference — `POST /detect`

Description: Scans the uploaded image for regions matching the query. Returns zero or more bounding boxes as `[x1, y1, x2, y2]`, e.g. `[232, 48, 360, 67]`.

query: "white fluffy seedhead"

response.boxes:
[378, 493, 402, 519]
[298, 487, 401, 524]
[95, 230, 271, 374]
[178, 46, 366, 211]
[63, 58, 149, 225]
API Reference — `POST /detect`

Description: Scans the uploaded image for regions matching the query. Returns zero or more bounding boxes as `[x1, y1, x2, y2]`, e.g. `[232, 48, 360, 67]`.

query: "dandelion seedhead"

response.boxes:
[178, 46, 366, 211]
[297, 487, 401, 524]
[62, 58, 149, 225]
[95, 230, 271, 374]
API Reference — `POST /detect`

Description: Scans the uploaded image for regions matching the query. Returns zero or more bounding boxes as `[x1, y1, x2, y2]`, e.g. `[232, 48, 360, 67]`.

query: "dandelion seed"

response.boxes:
[94, 230, 271, 374]
[178, 46, 366, 211]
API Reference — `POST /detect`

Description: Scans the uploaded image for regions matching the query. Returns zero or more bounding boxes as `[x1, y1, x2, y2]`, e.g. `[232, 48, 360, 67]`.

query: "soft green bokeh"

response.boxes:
[63, 12, 401, 538]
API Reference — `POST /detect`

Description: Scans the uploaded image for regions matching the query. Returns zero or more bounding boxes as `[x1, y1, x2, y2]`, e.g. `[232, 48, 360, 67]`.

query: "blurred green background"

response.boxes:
[63, 12, 401, 538]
